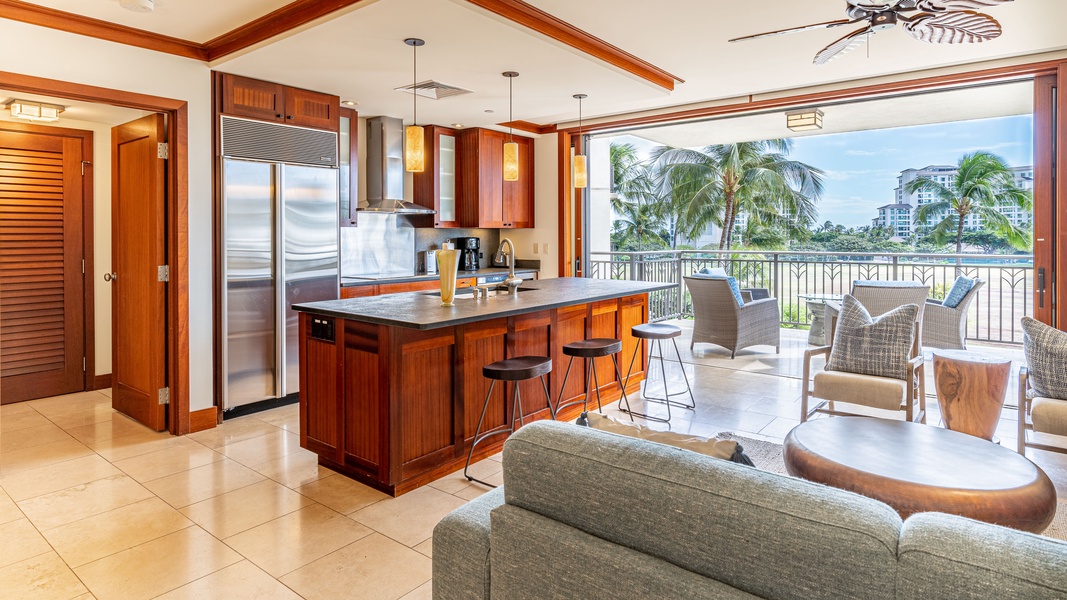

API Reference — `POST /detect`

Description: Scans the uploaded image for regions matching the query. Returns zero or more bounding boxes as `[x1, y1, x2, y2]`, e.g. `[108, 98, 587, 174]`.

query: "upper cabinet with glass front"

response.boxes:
[412, 126, 459, 228]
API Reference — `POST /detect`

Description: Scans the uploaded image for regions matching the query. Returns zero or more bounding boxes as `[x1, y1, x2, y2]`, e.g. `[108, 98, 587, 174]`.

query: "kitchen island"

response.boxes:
[294, 278, 674, 495]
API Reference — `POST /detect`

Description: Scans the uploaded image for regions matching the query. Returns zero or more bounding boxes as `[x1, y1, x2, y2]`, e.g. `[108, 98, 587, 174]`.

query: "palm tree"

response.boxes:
[908, 152, 1032, 263]
[610, 199, 668, 251]
[655, 139, 825, 250]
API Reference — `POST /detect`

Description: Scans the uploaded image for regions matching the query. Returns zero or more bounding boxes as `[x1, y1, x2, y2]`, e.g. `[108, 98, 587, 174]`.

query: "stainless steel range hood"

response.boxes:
[362, 116, 435, 215]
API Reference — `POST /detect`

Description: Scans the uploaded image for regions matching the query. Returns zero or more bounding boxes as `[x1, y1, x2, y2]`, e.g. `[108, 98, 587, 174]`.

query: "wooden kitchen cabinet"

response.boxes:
[457, 128, 535, 229]
[412, 126, 459, 228]
[220, 73, 339, 131]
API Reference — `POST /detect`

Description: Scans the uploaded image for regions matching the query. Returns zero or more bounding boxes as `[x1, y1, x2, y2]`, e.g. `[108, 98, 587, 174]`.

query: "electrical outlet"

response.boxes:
[532, 243, 539, 254]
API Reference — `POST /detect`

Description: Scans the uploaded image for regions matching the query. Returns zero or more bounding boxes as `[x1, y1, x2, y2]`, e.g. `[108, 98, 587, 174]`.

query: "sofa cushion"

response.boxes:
[941, 276, 975, 308]
[1022, 316, 1067, 401]
[813, 370, 907, 411]
[501, 421, 903, 600]
[432, 487, 503, 600]
[490, 504, 758, 599]
[1031, 397, 1067, 437]
[897, 512, 1067, 598]
[826, 295, 917, 380]
[578, 411, 744, 462]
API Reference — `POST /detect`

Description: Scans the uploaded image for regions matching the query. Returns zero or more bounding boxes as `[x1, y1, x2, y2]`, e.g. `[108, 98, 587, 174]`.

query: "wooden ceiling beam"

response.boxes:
[203, 0, 372, 61]
[0, 0, 207, 60]
[463, 0, 683, 91]
[498, 120, 557, 135]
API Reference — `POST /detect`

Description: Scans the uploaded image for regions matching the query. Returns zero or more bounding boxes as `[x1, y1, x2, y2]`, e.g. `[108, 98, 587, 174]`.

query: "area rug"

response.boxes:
[718, 432, 1067, 543]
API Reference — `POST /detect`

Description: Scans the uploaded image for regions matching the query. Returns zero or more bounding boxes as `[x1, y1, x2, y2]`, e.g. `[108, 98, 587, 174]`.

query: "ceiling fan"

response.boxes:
[729, 0, 1013, 66]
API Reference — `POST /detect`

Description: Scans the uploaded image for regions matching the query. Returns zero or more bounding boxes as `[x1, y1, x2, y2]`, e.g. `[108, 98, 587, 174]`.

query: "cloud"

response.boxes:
[822, 168, 899, 182]
[845, 147, 899, 157]
[946, 141, 1024, 155]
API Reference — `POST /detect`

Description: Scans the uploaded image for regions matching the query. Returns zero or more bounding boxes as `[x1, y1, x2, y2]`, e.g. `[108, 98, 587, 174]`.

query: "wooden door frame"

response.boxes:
[0, 120, 95, 395]
[0, 70, 191, 435]
[556, 57, 1066, 319]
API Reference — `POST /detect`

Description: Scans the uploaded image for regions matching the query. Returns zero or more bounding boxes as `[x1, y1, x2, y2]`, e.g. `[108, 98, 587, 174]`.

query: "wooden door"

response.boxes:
[221, 74, 285, 123]
[0, 129, 86, 403]
[111, 114, 168, 430]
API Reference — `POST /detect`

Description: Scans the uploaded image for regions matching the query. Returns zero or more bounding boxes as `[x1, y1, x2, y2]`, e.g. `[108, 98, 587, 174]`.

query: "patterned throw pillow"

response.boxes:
[1021, 317, 1067, 400]
[826, 295, 918, 380]
[942, 276, 976, 308]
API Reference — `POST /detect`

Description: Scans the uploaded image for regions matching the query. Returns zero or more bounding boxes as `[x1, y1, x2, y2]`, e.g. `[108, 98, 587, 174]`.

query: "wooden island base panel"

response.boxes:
[295, 279, 672, 496]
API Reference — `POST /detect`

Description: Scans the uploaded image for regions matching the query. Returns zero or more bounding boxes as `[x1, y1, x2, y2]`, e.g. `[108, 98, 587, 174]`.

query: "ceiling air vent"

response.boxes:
[394, 80, 473, 100]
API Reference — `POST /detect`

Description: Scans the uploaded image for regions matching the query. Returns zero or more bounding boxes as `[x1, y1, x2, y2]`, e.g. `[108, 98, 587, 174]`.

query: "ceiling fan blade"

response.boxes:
[916, 0, 1013, 11]
[904, 10, 1002, 43]
[813, 27, 874, 65]
[729, 19, 856, 43]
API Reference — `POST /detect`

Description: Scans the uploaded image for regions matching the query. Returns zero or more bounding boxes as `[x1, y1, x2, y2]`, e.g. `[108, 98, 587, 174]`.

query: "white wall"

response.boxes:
[507, 133, 558, 279]
[0, 20, 214, 411]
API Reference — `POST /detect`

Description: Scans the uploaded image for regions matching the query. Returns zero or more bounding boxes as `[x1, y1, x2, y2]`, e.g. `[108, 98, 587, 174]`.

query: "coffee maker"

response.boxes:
[452, 237, 481, 271]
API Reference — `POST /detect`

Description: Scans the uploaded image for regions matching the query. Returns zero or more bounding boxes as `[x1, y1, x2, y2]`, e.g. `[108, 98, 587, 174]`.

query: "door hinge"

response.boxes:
[157, 142, 169, 159]
[158, 265, 170, 282]
[158, 387, 170, 405]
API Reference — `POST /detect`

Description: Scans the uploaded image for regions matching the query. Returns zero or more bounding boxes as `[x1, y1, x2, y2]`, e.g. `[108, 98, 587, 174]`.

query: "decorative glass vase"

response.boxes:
[437, 249, 460, 306]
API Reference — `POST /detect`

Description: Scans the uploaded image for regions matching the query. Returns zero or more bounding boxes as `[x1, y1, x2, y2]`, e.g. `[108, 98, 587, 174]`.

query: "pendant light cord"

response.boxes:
[509, 76, 514, 142]
[412, 43, 417, 127]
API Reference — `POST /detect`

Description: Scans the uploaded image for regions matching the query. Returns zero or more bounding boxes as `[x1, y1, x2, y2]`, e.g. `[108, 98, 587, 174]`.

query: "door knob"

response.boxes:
[104, 272, 117, 282]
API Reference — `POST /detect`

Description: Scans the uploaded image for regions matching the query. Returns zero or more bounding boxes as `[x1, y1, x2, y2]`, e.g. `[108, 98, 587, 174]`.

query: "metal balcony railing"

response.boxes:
[587, 250, 1033, 345]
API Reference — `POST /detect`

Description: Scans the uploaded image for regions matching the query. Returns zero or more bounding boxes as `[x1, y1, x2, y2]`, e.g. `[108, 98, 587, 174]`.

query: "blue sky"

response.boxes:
[609, 113, 1033, 228]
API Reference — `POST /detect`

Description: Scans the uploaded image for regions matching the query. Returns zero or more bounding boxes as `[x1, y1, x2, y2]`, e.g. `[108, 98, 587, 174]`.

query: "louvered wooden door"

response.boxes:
[0, 130, 85, 403]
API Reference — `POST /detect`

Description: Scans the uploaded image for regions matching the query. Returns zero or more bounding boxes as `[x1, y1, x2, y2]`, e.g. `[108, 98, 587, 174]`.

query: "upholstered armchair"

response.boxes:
[922, 278, 985, 350]
[803, 287, 928, 424]
[1018, 316, 1067, 455]
[1017, 368, 1067, 455]
[684, 276, 780, 359]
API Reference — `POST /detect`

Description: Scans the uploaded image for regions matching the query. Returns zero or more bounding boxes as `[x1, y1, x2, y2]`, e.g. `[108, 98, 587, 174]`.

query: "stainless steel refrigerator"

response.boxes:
[221, 116, 339, 411]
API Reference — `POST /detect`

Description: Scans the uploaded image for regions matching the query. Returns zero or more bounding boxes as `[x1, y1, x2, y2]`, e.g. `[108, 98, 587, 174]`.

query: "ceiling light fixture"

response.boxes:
[6, 99, 64, 123]
[404, 38, 426, 173]
[342, 100, 358, 107]
[119, 0, 154, 13]
[502, 71, 519, 182]
[572, 94, 588, 189]
[786, 108, 824, 132]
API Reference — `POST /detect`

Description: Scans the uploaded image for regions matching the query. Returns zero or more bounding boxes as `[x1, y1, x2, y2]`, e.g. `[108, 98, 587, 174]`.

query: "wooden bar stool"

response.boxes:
[464, 356, 553, 487]
[621, 323, 695, 423]
[555, 338, 633, 420]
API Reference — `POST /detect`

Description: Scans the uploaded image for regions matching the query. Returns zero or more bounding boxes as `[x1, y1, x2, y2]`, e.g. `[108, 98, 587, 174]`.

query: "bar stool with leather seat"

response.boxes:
[621, 323, 695, 423]
[465, 355, 553, 487]
[555, 338, 633, 420]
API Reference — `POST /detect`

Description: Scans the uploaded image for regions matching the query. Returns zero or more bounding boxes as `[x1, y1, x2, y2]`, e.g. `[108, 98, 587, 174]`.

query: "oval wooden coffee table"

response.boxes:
[784, 417, 1057, 533]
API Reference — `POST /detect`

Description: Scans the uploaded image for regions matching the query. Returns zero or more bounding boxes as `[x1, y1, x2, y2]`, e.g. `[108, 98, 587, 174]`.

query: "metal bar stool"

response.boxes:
[621, 323, 695, 423]
[465, 356, 553, 487]
[555, 338, 633, 421]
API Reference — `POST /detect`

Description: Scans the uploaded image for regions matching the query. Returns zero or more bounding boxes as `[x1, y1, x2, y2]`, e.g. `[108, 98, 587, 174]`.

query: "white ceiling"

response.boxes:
[0, 89, 152, 125]
[20, 0, 293, 42]
[627, 80, 1034, 149]
[208, 0, 1066, 131]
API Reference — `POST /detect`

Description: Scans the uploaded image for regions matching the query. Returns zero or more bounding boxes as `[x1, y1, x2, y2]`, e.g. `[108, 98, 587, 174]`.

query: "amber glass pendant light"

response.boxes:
[502, 71, 520, 182]
[404, 38, 426, 173]
[572, 94, 588, 189]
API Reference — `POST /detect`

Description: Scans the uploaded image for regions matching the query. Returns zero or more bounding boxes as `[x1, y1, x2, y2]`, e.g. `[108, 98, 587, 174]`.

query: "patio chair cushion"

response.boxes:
[1031, 397, 1067, 437]
[942, 276, 976, 308]
[813, 370, 907, 411]
[696, 267, 728, 277]
[690, 272, 745, 306]
[826, 295, 918, 380]
[1021, 317, 1067, 401]
[578, 412, 741, 461]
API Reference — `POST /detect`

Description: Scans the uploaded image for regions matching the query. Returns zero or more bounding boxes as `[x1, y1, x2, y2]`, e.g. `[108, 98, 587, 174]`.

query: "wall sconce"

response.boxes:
[6, 100, 64, 123]
[786, 108, 824, 132]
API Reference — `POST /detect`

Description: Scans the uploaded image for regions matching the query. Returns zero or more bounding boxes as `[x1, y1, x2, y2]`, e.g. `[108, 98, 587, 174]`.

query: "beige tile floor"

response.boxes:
[1, 324, 1065, 599]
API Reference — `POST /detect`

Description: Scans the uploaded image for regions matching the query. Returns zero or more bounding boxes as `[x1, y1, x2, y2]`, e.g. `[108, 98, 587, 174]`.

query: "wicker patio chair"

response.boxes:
[685, 276, 780, 359]
[921, 279, 985, 350]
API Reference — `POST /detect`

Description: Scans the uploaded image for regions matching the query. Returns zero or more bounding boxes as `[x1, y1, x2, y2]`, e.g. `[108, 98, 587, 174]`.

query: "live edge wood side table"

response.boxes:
[932, 350, 1011, 441]
[784, 417, 1057, 533]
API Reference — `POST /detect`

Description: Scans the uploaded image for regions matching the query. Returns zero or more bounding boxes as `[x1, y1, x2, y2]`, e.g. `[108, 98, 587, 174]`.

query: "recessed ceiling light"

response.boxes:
[342, 100, 358, 107]
[451, 123, 463, 128]
[119, 0, 154, 13]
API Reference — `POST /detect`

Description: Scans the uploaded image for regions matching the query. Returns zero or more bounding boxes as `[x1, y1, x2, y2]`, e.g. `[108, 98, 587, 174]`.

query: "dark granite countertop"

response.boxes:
[341, 267, 538, 287]
[296, 278, 674, 330]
